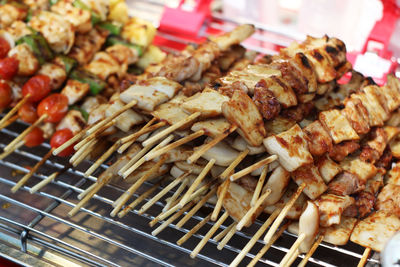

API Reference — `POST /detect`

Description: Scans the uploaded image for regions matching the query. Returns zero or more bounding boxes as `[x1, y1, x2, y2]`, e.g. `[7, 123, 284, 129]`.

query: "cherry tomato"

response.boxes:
[18, 102, 38, 123]
[24, 127, 44, 147]
[0, 37, 11, 59]
[50, 129, 74, 157]
[0, 82, 12, 108]
[37, 93, 68, 123]
[22, 75, 51, 102]
[0, 57, 19, 80]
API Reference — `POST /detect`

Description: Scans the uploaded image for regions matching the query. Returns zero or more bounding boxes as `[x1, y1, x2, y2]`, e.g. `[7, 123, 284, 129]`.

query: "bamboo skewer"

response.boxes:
[69, 138, 95, 164]
[279, 232, 306, 266]
[118, 143, 153, 176]
[0, 94, 30, 128]
[0, 114, 18, 130]
[177, 213, 212, 246]
[118, 177, 168, 218]
[298, 234, 324, 267]
[0, 140, 24, 160]
[144, 130, 205, 161]
[213, 222, 236, 242]
[264, 183, 306, 243]
[236, 188, 271, 231]
[70, 139, 97, 167]
[217, 222, 238, 250]
[163, 178, 189, 212]
[357, 248, 371, 267]
[29, 171, 59, 194]
[251, 167, 268, 207]
[142, 112, 201, 147]
[78, 183, 97, 200]
[187, 125, 237, 164]
[219, 149, 249, 180]
[248, 222, 290, 267]
[74, 120, 114, 151]
[4, 114, 47, 152]
[179, 158, 216, 208]
[151, 202, 195, 236]
[230, 208, 281, 267]
[110, 156, 168, 217]
[11, 148, 53, 193]
[211, 179, 230, 221]
[285, 249, 300, 267]
[53, 129, 85, 156]
[84, 141, 120, 177]
[230, 155, 277, 181]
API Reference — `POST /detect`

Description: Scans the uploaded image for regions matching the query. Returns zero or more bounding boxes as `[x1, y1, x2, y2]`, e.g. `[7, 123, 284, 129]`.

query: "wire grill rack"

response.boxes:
[0, 1, 382, 266]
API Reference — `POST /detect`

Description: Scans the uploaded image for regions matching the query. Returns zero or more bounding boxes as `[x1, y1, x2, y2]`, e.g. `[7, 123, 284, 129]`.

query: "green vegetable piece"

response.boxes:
[73, 0, 102, 25]
[57, 55, 77, 75]
[70, 106, 89, 122]
[106, 36, 143, 57]
[16, 33, 54, 65]
[26, 9, 33, 22]
[49, 0, 60, 6]
[70, 69, 106, 95]
[98, 21, 122, 36]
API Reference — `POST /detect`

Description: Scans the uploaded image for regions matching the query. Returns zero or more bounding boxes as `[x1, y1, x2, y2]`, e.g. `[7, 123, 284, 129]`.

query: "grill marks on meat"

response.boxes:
[281, 102, 314, 122]
[253, 80, 281, 120]
[328, 141, 360, 162]
[328, 171, 364, 196]
[269, 59, 309, 95]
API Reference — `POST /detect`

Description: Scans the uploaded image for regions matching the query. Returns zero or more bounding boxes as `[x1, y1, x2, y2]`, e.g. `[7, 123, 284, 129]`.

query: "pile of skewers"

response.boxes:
[1, 1, 400, 266]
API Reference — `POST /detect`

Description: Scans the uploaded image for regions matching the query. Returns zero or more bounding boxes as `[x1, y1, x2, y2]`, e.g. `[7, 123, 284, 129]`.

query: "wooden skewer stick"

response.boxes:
[0, 114, 18, 130]
[4, 114, 47, 152]
[74, 120, 114, 150]
[251, 167, 268, 207]
[118, 177, 167, 218]
[163, 178, 189, 212]
[68, 174, 112, 217]
[86, 100, 138, 136]
[298, 234, 324, 267]
[187, 125, 237, 164]
[78, 183, 97, 200]
[139, 171, 191, 214]
[230, 155, 277, 181]
[84, 141, 120, 177]
[53, 129, 85, 156]
[151, 202, 195, 236]
[219, 149, 249, 179]
[142, 112, 201, 147]
[211, 179, 230, 221]
[110, 156, 168, 217]
[29, 171, 59, 194]
[11, 148, 53, 193]
[118, 143, 153, 176]
[248, 222, 290, 267]
[176, 186, 217, 228]
[230, 208, 281, 267]
[179, 158, 216, 208]
[217, 222, 238, 250]
[190, 211, 229, 258]
[279, 232, 306, 267]
[122, 134, 174, 178]
[357, 247, 371, 267]
[0, 140, 24, 160]
[177, 213, 212, 246]
[213, 222, 236, 242]
[236, 188, 271, 231]
[144, 130, 205, 161]
[70, 138, 96, 166]
[264, 183, 306, 243]
[285, 248, 300, 267]
[0, 94, 30, 128]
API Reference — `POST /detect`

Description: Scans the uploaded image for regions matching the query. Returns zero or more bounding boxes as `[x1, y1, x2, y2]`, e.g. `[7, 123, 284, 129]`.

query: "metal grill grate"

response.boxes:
[0, 1, 382, 266]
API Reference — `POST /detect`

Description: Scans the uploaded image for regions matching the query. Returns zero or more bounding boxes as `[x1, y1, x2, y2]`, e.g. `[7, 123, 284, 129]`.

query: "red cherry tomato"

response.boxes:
[24, 127, 44, 147]
[22, 75, 51, 102]
[37, 93, 68, 123]
[18, 102, 38, 123]
[50, 129, 75, 157]
[0, 37, 11, 59]
[0, 82, 12, 108]
[0, 57, 19, 80]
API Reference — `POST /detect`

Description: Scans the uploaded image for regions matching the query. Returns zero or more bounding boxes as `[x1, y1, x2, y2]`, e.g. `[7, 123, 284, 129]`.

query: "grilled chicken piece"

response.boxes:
[299, 201, 319, 253]
[384, 74, 400, 111]
[261, 75, 297, 108]
[61, 79, 90, 105]
[217, 44, 246, 71]
[364, 85, 390, 118]
[231, 135, 266, 155]
[341, 97, 370, 135]
[6, 21, 32, 41]
[38, 63, 67, 90]
[262, 165, 290, 206]
[291, 164, 328, 199]
[106, 44, 140, 66]
[316, 80, 336, 95]
[386, 162, 400, 185]
[340, 157, 377, 184]
[263, 124, 313, 172]
[264, 116, 296, 136]
[350, 211, 400, 252]
[252, 80, 281, 120]
[314, 91, 343, 111]
[281, 102, 314, 122]
[337, 70, 364, 96]
[314, 194, 355, 227]
[210, 24, 255, 51]
[360, 127, 399, 163]
[39, 122, 55, 140]
[191, 117, 231, 138]
[51, 0, 92, 33]
[81, 95, 107, 114]
[190, 42, 220, 81]
[328, 171, 364, 196]
[200, 139, 240, 167]
[8, 44, 39, 76]
[222, 90, 266, 146]
[182, 89, 229, 118]
[153, 102, 190, 128]
[56, 110, 86, 135]
[29, 11, 74, 53]
[264, 182, 308, 219]
[174, 159, 208, 175]
[68, 28, 108, 65]
[315, 156, 341, 183]
[328, 140, 360, 162]
[162, 146, 193, 164]
[0, 4, 28, 28]
[157, 54, 199, 82]
[351, 91, 385, 127]
[85, 52, 121, 80]
[106, 98, 145, 132]
[303, 120, 333, 156]
[376, 183, 400, 218]
[319, 109, 359, 144]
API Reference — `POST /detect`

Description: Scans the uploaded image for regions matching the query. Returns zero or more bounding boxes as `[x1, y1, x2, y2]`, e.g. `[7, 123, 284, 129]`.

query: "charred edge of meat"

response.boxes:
[253, 79, 281, 120]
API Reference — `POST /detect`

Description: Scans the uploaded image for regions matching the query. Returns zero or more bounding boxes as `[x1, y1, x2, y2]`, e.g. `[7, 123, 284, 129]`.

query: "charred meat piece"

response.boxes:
[252, 80, 281, 120]
[328, 141, 359, 162]
[328, 171, 364, 196]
